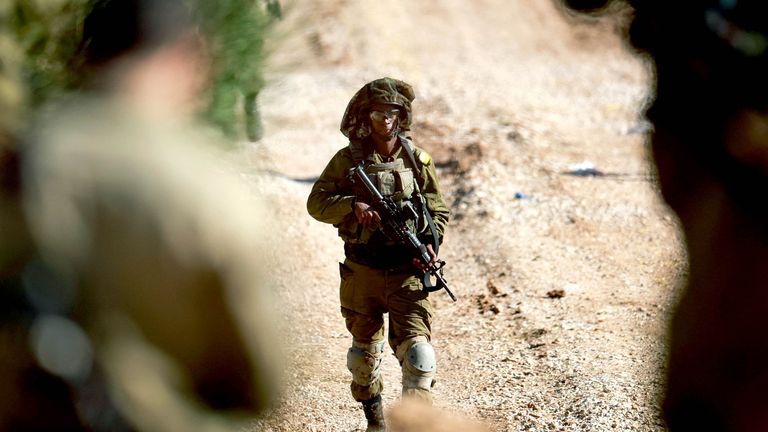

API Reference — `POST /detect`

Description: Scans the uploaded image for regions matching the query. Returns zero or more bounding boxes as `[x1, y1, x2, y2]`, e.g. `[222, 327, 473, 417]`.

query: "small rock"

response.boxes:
[547, 289, 566, 299]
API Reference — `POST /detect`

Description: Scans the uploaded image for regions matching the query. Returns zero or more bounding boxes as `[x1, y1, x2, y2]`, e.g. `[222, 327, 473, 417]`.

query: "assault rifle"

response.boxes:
[350, 163, 456, 302]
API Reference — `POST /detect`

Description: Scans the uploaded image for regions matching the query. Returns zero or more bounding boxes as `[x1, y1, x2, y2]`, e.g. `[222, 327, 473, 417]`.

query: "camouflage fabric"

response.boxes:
[340, 77, 415, 139]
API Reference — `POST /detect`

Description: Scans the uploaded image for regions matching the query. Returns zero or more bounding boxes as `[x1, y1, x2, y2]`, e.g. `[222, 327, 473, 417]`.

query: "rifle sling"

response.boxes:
[399, 136, 441, 255]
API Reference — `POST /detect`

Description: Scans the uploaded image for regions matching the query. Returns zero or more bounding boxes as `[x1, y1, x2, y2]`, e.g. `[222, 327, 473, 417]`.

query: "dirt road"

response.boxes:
[246, 1, 685, 430]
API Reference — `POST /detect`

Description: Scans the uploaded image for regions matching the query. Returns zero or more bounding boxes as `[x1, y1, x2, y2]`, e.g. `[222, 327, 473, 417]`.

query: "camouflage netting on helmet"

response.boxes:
[340, 77, 415, 139]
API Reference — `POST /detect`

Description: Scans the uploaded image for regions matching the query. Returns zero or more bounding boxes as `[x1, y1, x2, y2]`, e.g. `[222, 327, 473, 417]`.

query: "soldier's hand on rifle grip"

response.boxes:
[354, 201, 381, 227]
[413, 244, 437, 272]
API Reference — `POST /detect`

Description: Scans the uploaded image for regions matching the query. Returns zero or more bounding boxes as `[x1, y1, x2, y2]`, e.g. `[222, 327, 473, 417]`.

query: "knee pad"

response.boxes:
[398, 336, 436, 391]
[346, 340, 385, 386]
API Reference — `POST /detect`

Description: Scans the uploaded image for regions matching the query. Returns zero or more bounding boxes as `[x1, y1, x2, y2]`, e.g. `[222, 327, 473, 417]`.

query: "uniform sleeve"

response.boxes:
[306, 148, 356, 225]
[418, 156, 450, 241]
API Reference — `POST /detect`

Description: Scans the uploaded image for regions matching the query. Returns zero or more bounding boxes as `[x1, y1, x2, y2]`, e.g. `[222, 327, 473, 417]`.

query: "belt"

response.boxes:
[344, 243, 412, 270]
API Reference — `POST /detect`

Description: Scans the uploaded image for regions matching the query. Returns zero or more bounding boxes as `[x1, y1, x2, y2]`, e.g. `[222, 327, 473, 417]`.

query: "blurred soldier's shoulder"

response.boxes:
[20, 93, 280, 430]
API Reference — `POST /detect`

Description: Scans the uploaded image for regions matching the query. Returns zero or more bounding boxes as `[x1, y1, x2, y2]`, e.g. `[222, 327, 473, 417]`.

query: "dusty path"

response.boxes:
[245, 1, 685, 430]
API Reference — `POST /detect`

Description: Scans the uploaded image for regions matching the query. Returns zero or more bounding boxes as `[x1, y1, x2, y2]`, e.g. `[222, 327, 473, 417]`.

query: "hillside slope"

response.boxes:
[247, 1, 684, 430]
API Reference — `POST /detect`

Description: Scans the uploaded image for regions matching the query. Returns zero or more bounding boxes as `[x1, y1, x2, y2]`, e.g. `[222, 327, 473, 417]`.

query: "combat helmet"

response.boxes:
[340, 77, 415, 139]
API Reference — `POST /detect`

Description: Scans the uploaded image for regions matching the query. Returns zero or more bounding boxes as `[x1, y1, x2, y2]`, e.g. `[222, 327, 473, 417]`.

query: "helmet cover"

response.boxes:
[340, 77, 415, 139]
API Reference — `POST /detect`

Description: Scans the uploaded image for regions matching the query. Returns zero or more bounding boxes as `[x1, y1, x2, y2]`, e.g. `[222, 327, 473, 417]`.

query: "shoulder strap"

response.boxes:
[398, 135, 441, 255]
[398, 134, 425, 184]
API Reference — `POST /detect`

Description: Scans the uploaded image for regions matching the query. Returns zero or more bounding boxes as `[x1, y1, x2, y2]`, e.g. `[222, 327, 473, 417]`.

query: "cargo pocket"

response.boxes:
[339, 262, 355, 310]
[388, 276, 434, 334]
[405, 275, 429, 298]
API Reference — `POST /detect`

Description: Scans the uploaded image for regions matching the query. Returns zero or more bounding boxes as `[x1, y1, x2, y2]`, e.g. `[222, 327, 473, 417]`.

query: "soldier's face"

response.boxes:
[369, 104, 400, 138]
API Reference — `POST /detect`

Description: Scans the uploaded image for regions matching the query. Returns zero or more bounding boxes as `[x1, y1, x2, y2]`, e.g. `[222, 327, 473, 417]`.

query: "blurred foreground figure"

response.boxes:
[563, 0, 768, 430]
[386, 401, 489, 432]
[0, 0, 278, 430]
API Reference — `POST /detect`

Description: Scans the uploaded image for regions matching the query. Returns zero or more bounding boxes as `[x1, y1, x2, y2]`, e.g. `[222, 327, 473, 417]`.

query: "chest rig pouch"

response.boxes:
[362, 159, 424, 242]
[365, 159, 413, 202]
[341, 137, 435, 250]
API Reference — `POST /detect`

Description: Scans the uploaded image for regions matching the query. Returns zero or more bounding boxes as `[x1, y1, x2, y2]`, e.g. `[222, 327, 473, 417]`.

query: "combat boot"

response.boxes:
[361, 395, 385, 431]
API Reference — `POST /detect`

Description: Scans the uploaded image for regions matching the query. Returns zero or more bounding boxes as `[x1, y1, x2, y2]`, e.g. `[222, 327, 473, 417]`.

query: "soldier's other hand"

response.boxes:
[354, 201, 381, 227]
[413, 244, 437, 272]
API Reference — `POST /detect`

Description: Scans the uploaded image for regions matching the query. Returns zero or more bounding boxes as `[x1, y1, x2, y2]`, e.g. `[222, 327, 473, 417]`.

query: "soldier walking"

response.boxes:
[307, 77, 450, 431]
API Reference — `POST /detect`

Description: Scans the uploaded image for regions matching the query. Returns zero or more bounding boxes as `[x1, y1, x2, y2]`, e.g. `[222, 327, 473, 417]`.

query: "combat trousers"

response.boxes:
[339, 258, 434, 403]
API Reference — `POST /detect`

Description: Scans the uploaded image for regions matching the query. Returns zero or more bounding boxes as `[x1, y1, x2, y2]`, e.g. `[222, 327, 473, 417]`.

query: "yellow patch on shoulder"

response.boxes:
[417, 150, 431, 165]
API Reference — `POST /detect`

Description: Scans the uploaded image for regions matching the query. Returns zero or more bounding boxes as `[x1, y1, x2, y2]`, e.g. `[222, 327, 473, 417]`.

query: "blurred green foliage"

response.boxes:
[2, 0, 279, 142]
[193, 0, 279, 142]
[0, 5, 24, 138]
[5, 0, 91, 109]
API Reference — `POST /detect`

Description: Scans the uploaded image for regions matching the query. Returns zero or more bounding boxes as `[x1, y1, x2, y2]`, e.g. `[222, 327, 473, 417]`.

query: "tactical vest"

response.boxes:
[339, 136, 426, 245]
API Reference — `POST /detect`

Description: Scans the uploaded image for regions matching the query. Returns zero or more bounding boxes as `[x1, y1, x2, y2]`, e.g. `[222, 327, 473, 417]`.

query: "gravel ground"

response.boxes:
[242, 1, 687, 430]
